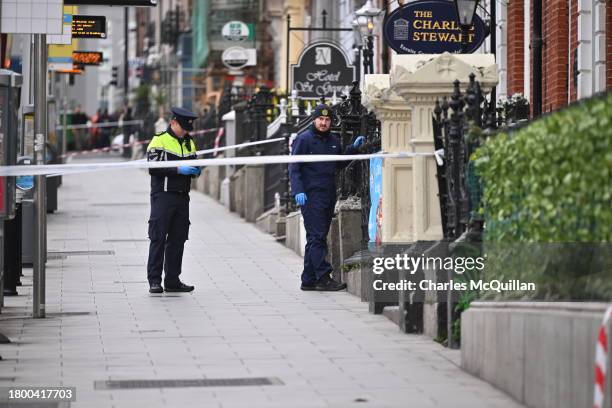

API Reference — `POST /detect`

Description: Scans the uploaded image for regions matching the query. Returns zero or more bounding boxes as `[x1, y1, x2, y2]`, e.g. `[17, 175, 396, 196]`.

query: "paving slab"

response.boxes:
[0, 157, 524, 408]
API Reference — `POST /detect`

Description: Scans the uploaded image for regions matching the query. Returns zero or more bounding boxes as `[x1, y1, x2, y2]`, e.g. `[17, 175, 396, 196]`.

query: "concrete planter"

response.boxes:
[207, 165, 225, 201]
[244, 165, 264, 223]
[230, 168, 245, 217]
[462, 302, 612, 408]
[285, 210, 304, 256]
[220, 177, 231, 209]
[255, 207, 278, 234]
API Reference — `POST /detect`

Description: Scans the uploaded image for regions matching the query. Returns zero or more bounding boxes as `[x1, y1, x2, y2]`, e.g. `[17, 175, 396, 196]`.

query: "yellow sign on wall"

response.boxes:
[48, 6, 79, 71]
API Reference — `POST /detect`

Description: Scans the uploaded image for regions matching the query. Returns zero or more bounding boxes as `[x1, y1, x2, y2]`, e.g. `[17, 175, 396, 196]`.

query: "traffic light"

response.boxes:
[110, 66, 118, 86]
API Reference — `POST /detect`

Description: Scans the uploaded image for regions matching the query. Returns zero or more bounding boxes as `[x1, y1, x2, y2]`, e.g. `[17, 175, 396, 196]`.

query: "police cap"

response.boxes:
[171, 106, 198, 131]
[313, 104, 332, 119]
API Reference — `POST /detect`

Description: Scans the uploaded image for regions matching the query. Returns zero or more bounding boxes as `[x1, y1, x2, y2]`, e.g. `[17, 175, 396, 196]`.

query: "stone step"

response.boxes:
[382, 306, 400, 326]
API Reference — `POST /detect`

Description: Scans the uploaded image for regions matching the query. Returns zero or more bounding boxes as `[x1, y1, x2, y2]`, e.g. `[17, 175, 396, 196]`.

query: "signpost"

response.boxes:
[72, 51, 103, 66]
[383, 0, 487, 54]
[72, 15, 107, 39]
[221, 47, 256, 75]
[65, 0, 157, 5]
[285, 13, 354, 94]
[222, 21, 250, 42]
[291, 41, 355, 100]
[222, 47, 250, 70]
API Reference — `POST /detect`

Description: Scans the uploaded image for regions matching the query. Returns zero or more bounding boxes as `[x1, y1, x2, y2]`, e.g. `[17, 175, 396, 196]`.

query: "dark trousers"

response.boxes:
[300, 191, 335, 284]
[147, 192, 190, 286]
[4, 204, 22, 294]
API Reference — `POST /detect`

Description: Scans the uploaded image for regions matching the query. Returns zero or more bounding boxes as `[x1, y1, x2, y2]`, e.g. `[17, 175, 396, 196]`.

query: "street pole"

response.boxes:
[460, 26, 468, 53]
[285, 14, 290, 95]
[532, 0, 543, 117]
[490, 0, 497, 110]
[366, 34, 374, 74]
[63, 75, 68, 159]
[33, 34, 47, 318]
[124, 7, 129, 106]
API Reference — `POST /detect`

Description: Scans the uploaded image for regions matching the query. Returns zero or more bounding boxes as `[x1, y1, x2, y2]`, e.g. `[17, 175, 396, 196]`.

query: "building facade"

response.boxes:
[497, 0, 610, 114]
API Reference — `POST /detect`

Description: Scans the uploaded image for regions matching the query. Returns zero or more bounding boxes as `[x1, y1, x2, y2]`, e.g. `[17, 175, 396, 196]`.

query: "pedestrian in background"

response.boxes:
[98, 109, 111, 148]
[146, 107, 201, 294]
[154, 108, 168, 134]
[89, 109, 101, 148]
[289, 104, 365, 291]
[120, 106, 135, 158]
[71, 105, 88, 151]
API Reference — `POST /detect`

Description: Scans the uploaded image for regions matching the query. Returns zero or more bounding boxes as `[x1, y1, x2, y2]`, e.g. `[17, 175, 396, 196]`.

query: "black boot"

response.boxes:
[300, 282, 316, 291]
[149, 283, 163, 294]
[315, 275, 347, 291]
[164, 282, 195, 292]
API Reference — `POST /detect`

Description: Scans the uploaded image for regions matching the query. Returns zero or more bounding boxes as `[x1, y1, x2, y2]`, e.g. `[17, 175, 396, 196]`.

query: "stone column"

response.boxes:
[390, 52, 498, 242]
[362, 54, 498, 327]
[390, 53, 498, 333]
[362, 74, 414, 243]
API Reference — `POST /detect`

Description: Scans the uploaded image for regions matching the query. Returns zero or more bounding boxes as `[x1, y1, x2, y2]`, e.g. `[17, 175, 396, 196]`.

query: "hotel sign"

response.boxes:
[383, 0, 487, 54]
[291, 42, 355, 100]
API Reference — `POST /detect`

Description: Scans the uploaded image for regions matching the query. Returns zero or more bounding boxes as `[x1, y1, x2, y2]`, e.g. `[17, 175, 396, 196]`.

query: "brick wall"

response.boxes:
[507, 0, 524, 96]
[541, 0, 569, 113]
[516, 0, 610, 115]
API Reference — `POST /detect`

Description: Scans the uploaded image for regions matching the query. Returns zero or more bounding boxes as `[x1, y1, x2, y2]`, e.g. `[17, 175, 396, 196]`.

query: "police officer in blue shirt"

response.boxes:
[146, 107, 200, 294]
[289, 104, 365, 291]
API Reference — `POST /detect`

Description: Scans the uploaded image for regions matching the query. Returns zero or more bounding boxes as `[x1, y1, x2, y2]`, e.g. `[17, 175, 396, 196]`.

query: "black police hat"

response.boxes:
[171, 106, 198, 131]
[313, 104, 332, 119]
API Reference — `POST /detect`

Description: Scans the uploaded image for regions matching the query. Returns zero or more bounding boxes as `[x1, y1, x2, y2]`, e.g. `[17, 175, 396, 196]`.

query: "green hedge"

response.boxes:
[475, 92, 611, 242]
[473, 93, 612, 300]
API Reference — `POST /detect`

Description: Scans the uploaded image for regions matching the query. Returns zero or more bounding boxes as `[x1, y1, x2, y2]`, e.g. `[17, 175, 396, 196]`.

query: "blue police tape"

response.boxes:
[1, 150, 444, 177]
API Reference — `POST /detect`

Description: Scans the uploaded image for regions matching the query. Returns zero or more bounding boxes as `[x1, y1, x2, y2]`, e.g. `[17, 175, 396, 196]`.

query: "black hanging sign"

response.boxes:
[72, 15, 107, 39]
[383, 0, 487, 54]
[65, 0, 157, 6]
[291, 41, 355, 100]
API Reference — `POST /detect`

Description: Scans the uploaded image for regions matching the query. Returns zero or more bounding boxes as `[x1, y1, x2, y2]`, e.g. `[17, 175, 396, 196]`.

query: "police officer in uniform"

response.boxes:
[146, 107, 200, 294]
[289, 104, 365, 291]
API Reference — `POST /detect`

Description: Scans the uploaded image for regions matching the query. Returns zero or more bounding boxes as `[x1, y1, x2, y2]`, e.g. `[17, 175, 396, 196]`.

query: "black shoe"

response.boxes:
[315, 275, 347, 291]
[149, 283, 163, 294]
[300, 282, 316, 291]
[3, 288, 18, 296]
[164, 282, 195, 292]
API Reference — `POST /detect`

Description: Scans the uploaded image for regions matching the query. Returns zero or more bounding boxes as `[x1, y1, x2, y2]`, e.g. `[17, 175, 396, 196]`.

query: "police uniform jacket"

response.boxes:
[147, 128, 197, 194]
[289, 125, 357, 197]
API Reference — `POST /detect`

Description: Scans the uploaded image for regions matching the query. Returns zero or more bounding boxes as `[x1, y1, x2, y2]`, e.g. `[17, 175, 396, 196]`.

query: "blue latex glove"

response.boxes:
[353, 135, 366, 149]
[295, 193, 307, 206]
[177, 166, 200, 176]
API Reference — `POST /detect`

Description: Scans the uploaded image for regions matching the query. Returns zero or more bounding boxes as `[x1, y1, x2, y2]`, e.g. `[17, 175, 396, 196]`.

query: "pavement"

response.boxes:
[0, 155, 524, 408]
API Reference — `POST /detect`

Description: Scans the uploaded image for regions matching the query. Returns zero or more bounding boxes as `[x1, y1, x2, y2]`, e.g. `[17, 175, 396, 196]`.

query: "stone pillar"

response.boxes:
[392, 53, 498, 333]
[362, 74, 414, 243]
[244, 165, 264, 223]
[362, 53, 498, 328]
[389, 52, 498, 242]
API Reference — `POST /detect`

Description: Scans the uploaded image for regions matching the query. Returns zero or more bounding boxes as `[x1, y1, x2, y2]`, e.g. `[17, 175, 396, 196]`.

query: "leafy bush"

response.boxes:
[475, 92, 611, 242]
[474, 93, 612, 300]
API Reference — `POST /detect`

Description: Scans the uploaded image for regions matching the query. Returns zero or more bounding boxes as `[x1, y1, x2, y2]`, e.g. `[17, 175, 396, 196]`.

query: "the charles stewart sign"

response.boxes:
[291, 42, 355, 100]
[384, 0, 487, 54]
